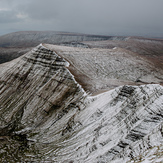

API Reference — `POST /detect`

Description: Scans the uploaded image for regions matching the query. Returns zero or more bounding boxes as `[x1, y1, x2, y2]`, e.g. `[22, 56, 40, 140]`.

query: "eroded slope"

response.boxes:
[0, 44, 162, 162]
[83, 37, 163, 69]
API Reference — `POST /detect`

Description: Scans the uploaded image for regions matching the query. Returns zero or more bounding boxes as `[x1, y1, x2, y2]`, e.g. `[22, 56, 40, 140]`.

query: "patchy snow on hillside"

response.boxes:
[44, 44, 163, 93]
[0, 44, 162, 162]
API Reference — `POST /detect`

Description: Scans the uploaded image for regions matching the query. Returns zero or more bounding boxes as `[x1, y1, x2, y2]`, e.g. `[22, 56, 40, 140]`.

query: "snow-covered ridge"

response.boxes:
[41, 43, 87, 96]
[44, 44, 163, 94]
[0, 44, 162, 162]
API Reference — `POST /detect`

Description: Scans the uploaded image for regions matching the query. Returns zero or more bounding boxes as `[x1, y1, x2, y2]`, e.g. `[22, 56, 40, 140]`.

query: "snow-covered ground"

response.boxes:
[44, 44, 163, 93]
[0, 44, 162, 162]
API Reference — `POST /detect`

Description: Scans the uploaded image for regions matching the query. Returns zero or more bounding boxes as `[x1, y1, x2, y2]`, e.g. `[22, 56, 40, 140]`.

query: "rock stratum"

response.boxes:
[0, 44, 163, 162]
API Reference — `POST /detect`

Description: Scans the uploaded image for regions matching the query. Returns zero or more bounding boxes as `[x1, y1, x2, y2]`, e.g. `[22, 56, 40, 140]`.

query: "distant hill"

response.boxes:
[0, 31, 124, 48]
[0, 31, 163, 66]
[0, 31, 126, 64]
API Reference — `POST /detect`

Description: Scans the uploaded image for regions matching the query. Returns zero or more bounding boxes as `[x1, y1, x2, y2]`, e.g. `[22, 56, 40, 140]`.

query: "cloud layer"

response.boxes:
[0, 0, 163, 36]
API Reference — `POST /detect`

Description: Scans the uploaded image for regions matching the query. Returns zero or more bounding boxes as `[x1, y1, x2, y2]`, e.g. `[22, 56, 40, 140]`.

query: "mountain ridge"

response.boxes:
[0, 31, 121, 48]
[0, 31, 126, 64]
[0, 44, 162, 162]
[0, 31, 163, 69]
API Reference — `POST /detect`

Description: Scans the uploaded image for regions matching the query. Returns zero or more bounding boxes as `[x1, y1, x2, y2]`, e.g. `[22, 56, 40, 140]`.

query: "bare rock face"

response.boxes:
[0, 44, 163, 162]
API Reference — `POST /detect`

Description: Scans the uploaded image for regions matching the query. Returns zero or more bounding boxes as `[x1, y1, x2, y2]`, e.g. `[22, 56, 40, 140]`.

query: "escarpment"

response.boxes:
[0, 44, 163, 162]
[0, 44, 86, 135]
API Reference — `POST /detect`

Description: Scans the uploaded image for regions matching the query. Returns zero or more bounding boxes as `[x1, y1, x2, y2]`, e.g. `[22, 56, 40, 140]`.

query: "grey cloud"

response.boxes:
[0, 0, 163, 36]
[17, 0, 59, 20]
[0, 10, 25, 23]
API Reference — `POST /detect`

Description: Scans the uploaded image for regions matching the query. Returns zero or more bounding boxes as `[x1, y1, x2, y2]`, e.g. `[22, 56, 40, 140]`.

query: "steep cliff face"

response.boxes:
[0, 44, 162, 162]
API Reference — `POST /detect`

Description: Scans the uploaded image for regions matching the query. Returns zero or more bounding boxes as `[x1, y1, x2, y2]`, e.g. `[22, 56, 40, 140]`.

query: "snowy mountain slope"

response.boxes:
[83, 37, 163, 70]
[0, 47, 32, 64]
[44, 44, 163, 94]
[0, 44, 162, 162]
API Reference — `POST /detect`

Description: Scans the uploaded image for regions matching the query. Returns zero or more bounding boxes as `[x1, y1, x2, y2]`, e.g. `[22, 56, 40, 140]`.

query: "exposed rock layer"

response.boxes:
[0, 44, 162, 162]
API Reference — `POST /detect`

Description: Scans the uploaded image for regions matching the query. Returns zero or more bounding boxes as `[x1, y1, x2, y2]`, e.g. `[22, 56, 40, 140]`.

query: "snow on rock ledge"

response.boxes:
[0, 44, 86, 130]
[0, 44, 162, 162]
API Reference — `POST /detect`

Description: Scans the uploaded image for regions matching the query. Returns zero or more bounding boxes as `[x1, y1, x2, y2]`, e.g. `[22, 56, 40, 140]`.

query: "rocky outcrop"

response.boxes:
[0, 44, 162, 162]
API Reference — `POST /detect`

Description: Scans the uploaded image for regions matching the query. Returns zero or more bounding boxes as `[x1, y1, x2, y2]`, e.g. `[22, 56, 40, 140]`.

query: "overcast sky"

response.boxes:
[0, 0, 163, 37]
